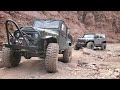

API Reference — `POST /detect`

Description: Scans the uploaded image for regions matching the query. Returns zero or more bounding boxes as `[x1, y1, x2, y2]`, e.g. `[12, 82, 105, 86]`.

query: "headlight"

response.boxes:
[14, 31, 20, 38]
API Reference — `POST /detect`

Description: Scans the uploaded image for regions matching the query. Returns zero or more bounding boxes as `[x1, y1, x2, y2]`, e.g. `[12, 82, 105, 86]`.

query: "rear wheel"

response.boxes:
[1, 47, 21, 67]
[45, 43, 59, 73]
[62, 46, 72, 63]
[87, 42, 94, 49]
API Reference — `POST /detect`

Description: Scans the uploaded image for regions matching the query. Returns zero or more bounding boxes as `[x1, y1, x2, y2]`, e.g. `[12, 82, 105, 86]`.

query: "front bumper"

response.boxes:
[4, 44, 38, 52]
[76, 42, 86, 47]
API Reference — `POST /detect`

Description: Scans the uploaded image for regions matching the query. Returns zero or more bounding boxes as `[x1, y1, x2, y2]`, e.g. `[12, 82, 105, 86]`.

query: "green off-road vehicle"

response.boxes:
[74, 33, 106, 50]
[1, 19, 73, 73]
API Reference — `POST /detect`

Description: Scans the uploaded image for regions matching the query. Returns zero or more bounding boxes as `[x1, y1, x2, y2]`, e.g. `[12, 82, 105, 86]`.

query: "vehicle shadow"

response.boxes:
[93, 48, 107, 51]
[0, 55, 64, 74]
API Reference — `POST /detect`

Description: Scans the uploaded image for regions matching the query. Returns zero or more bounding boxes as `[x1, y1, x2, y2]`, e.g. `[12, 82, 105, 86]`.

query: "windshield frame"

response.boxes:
[33, 19, 61, 29]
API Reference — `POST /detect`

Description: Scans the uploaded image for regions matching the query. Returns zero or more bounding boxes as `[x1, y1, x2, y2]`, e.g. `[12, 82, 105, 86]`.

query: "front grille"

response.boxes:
[19, 27, 38, 39]
[23, 31, 39, 39]
[78, 39, 85, 43]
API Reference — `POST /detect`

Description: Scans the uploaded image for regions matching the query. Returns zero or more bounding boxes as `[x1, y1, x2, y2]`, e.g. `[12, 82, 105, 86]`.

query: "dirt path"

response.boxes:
[0, 43, 120, 79]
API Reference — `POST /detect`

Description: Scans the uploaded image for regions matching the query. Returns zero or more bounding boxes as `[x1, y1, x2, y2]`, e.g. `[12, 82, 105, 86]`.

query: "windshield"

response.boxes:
[83, 34, 95, 38]
[33, 20, 60, 29]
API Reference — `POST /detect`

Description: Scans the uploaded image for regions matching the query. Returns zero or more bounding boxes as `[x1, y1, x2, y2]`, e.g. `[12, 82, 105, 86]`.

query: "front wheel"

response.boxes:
[74, 42, 79, 50]
[86, 42, 94, 49]
[101, 43, 106, 50]
[1, 47, 21, 67]
[45, 43, 59, 73]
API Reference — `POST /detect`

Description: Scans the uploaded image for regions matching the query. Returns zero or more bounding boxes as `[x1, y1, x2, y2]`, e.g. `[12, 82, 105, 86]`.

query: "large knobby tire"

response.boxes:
[63, 46, 72, 63]
[101, 43, 106, 50]
[74, 43, 79, 50]
[87, 42, 94, 49]
[45, 43, 59, 73]
[1, 47, 21, 68]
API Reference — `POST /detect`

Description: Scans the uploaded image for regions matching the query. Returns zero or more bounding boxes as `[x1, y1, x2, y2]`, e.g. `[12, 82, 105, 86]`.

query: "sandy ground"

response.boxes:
[0, 43, 120, 79]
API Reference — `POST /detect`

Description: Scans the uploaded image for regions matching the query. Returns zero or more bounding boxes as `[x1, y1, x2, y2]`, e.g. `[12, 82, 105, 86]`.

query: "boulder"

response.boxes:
[82, 48, 94, 55]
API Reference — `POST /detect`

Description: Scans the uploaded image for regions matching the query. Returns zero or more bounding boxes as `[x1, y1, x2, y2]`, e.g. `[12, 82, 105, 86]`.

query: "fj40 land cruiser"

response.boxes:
[1, 19, 73, 73]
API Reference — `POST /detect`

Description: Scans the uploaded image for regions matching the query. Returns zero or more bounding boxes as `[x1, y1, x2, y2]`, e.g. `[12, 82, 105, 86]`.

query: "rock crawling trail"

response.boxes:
[0, 43, 120, 79]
